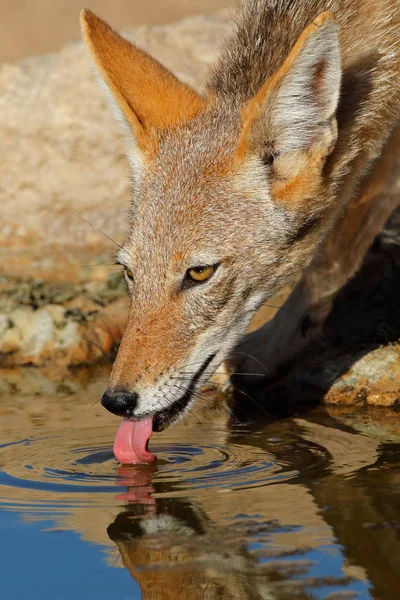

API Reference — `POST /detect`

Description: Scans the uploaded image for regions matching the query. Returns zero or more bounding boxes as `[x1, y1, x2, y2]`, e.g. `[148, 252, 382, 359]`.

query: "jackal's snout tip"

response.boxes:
[101, 390, 139, 418]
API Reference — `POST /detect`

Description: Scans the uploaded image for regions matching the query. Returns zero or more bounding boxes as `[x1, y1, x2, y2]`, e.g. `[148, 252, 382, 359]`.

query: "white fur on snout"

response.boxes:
[133, 295, 264, 420]
[139, 516, 195, 536]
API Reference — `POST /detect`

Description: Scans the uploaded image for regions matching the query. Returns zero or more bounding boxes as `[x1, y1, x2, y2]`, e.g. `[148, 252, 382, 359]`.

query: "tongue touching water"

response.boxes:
[113, 418, 156, 464]
[1, 366, 400, 600]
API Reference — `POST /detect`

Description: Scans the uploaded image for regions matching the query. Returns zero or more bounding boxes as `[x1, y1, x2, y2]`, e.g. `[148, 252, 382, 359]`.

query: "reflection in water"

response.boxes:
[109, 465, 316, 600]
[109, 490, 265, 599]
[1, 368, 400, 598]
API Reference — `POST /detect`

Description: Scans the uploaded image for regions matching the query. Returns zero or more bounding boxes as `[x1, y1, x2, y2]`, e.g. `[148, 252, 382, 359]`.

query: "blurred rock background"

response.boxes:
[0, 0, 230, 62]
[1, 0, 399, 416]
[0, 1, 232, 367]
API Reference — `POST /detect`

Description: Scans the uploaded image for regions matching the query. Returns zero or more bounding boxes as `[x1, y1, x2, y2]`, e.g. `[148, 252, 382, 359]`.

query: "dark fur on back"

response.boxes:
[208, 0, 400, 113]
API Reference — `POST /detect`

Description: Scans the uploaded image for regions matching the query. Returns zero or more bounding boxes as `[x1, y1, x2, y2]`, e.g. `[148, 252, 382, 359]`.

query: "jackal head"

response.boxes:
[80, 9, 341, 455]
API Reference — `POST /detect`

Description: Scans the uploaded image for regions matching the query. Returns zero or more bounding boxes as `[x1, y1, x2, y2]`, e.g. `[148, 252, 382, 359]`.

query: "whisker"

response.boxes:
[165, 386, 207, 432]
[178, 376, 266, 420]
[81, 263, 120, 268]
[172, 381, 253, 426]
[168, 383, 238, 425]
[268, 257, 334, 289]
[172, 366, 268, 421]
[261, 303, 329, 352]
[235, 386, 270, 418]
[65, 208, 123, 249]
[169, 383, 217, 406]
[99, 270, 124, 280]
[181, 359, 217, 370]
[96, 314, 118, 347]
[229, 351, 268, 375]
[176, 372, 265, 378]
[81, 336, 113, 361]
[262, 302, 304, 322]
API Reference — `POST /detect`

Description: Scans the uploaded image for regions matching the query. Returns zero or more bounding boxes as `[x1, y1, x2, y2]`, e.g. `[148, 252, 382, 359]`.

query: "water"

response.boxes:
[1, 368, 400, 599]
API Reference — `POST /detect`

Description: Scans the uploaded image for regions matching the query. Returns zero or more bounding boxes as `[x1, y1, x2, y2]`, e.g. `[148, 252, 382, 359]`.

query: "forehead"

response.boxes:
[126, 111, 245, 257]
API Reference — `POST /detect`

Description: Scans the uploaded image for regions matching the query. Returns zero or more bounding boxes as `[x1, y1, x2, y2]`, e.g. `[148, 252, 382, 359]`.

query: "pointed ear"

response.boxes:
[80, 10, 205, 156]
[239, 12, 341, 205]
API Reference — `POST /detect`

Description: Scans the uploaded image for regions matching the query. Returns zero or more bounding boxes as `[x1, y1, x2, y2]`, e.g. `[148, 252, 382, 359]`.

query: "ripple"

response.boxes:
[153, 440, 296, 492]
[0, 426, 297, 512]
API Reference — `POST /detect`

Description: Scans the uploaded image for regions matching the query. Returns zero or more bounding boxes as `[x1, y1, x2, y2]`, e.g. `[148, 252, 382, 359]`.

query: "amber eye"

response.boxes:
[187, 264, 216, 283]
[124, 267, 134, 281]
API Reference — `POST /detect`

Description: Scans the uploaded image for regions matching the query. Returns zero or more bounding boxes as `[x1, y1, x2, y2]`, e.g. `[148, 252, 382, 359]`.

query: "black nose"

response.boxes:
[101, 390, 139, 417]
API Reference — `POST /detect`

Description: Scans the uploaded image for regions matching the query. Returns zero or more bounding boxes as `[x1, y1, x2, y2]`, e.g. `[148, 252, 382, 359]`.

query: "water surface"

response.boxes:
[1, 367, 400, 599]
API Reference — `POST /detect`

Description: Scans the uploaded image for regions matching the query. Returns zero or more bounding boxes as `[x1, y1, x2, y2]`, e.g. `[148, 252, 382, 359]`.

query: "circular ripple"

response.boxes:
[0, 427, 297, 511]
[153, 441, 294, 492]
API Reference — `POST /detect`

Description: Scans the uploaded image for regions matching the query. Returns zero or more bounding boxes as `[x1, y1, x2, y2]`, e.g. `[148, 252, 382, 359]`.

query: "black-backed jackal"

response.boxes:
[81, 0, 400, 463]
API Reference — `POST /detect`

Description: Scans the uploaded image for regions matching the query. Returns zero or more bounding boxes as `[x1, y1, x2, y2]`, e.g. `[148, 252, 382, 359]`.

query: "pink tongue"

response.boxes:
[113, 418, 156, 464]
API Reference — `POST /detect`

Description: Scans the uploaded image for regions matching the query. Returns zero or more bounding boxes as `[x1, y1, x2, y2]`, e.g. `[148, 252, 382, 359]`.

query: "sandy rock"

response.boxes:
[1, 11, 231, 283]
[267, 342, 400, 410]
[0, 296, 129, 367]
[317, 346, 400, 407]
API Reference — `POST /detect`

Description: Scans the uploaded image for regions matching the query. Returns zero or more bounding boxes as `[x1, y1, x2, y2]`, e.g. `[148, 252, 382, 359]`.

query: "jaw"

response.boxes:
[148, 299, 267, 432]
[150, 352, 217, 432]
[152, 397, 196, 432]
[110, 281, 271, 435]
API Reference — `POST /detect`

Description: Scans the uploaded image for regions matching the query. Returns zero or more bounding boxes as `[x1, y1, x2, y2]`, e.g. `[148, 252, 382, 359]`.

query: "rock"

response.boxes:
[325, 346, 400, 407]
[0, 294, 129, 367]
[0, 11, 231, 283]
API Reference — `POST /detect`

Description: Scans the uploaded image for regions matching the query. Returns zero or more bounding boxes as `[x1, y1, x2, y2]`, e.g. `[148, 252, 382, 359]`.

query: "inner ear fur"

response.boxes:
[80, 10, 205, 154]
[238, 12, 341, 206]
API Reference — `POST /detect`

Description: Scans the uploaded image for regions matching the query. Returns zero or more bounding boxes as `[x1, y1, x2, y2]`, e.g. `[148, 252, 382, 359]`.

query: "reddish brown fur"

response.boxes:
[110, 300, 192, 390]
[80, 10, 205, 156]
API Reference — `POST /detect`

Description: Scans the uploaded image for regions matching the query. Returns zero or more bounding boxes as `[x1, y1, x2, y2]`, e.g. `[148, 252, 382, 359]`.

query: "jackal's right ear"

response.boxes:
[80, 10, 205, 159]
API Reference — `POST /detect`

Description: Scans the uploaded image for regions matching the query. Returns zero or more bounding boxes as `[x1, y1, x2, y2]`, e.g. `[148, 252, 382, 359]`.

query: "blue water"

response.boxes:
[0, 511, 140, 600]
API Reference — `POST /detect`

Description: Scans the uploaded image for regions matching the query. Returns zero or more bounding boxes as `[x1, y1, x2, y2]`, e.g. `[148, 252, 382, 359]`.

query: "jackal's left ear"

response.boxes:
[80, 10, 205, 159]
[240, 12, 341, 194]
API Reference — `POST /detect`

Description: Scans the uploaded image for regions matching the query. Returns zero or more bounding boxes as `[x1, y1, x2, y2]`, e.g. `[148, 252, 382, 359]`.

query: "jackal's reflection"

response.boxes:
[108, 466, 268, 600]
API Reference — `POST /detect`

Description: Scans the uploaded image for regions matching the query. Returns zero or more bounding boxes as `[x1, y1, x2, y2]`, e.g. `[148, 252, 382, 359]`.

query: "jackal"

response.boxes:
[81, 0, 400, 463]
